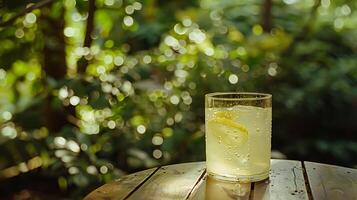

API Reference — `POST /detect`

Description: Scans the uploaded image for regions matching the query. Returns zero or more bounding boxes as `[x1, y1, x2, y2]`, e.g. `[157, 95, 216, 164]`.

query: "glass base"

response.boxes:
[207, 170, 269, 183]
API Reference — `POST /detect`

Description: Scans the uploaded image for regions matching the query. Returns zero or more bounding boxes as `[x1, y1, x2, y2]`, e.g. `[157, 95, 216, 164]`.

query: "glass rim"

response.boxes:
[205, 92, 272, 101]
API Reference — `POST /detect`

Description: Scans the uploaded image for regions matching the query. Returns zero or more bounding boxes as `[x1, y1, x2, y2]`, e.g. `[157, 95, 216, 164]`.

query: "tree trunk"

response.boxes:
[40, 5, 69, 132]
[77, 0, 96, 74]
[261, 0, 273, 32]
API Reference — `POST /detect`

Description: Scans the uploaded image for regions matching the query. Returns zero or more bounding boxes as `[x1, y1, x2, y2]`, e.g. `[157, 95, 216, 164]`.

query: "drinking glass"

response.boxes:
[205, 92, 272, 182]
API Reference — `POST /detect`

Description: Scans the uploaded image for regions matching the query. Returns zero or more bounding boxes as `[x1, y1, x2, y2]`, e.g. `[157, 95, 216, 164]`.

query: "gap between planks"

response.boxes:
[123, 167, 161, 200]
[185, 169, 207, 199]
[301, 161, 314, 200]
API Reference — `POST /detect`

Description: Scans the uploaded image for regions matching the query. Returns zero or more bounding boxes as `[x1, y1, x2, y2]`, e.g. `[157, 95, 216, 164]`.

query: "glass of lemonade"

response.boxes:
[205, 92, 272, 182]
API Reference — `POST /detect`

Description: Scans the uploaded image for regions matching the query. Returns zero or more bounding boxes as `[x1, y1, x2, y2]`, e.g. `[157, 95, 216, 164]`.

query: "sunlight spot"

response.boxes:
[341, 5, 351, 16]
[174, 24, 187, 35]
[107, 120, 116, 129]
[70, 96, 80, 106]
[189, 29, 206, 43]
[26, 72, 35, 81]
[86, 165, 98, 175]
[133, 2, 142, 10]
[68, 167, 79, 174]
[67, 140, 80, 153]
[268, 63, 278, 76]
[55, 150, 66, 157]
[152, 135, 164, 145]
[18, 162, 28, 173]
[104, 55, 113, 64]
[59, 87, 68, 99]
[334, 18, 344, 30]
[54, 137, 66, 147]
[15, 29, 24, 38]
[100, 166, 108, 174]
[182, 18, 192, 27]
[25, 13, 36, 24]
[153, 149, 162, 159]
[236, 47, 247, 56]
[136, 124, 146, 134]
[210, 10, 221, 21]
[189, 82, 196, 89]
[137, 125, 146, 134]
[204, 48, 214, 56]
[61, 156, 72, 163]
[174, 112, 183, 123]
[114, 56, 124, 66]
[1, 126, 17, 139]
[125, 5, 135, 14]
[122, 81, 132, 93]
[175, 69, 188, 78]
[252, 24, 263, 35]
[228, 74, 239, 84]
[170, 95, 180, 105]
[143, 55, 152, 64]
[183, 97, 192, 105]
[64, 27, 75, 37]
[123, 16, 134, 27]
[165, 36, 179, 47]
[268, 67, 277, 76]
[2, 111, 12, 121]
[81, 144, 88, 151]
[72, 12, 82, 22]
[28, 156, 42, 170]
[96, 65, 106, 74]
[166, 118, 174, 126]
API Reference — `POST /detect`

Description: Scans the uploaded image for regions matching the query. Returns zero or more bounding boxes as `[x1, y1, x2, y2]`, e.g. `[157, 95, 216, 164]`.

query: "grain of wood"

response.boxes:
[253, 160, 308, 200]
[127, 162, 206, 200]
[83, 168, 158, 200]
[304, 161, 357, 200]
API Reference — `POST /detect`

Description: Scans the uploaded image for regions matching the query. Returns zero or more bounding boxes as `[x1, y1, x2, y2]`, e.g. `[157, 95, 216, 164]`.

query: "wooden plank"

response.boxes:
[253, 159, 308, 200]
[304, 161, 357, 200]
[127, 162, 206, 200]
[83, 167, 158, 200]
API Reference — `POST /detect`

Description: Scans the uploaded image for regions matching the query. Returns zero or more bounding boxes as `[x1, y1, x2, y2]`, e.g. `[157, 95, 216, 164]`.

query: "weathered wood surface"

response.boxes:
[83, 167, 158, 200]
[84, 159, 357, 200]
[253, 160, 308, 200]
[304, 161, 357, 200]
[127, 162, 205, 200]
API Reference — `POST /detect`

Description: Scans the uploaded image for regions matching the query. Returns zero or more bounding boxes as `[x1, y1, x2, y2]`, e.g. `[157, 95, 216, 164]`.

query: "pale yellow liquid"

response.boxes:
[205, 105, 272, 182]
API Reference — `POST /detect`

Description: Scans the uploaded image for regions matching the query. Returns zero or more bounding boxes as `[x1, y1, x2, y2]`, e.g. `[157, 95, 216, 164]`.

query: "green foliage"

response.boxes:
[0, 0, 357, 198]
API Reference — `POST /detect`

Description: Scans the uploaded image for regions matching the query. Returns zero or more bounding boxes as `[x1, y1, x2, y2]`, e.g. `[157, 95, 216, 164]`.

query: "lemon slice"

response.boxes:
[207, 117, 248, 147]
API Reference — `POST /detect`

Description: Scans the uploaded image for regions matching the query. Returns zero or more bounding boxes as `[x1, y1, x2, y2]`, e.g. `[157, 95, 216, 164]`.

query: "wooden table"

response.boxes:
[84, 159, 357, 200]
